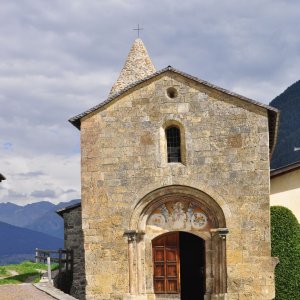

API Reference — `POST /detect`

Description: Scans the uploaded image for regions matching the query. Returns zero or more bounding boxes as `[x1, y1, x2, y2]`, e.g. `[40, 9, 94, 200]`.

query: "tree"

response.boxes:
[271, 206, 300, 299]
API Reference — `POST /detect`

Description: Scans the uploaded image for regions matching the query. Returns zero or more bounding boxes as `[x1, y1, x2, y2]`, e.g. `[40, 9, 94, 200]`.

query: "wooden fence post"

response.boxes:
[35, 248, 39, 263]
[47, 256, 52, 284]
[34, 248, 73, 285]
[58, 248, 62, 273]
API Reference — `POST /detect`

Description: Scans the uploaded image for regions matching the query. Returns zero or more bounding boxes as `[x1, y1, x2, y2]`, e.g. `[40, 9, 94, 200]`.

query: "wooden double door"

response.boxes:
[152, 231, 205, 300]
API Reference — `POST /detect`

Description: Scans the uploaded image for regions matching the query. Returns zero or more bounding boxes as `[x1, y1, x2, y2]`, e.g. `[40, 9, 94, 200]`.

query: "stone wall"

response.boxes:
[63, 205, 86, 300]
[80, 72, 276, 299]
[109, 38, 156, 97]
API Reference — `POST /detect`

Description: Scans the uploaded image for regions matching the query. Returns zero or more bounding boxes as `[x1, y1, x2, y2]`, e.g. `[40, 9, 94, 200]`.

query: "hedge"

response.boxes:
[271, 206, 300, 300]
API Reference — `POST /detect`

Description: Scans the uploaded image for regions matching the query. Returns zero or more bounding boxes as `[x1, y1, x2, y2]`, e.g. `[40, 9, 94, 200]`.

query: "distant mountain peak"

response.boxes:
[270, 80, 300, 106]
[0, 220, 63, 265]
[0, 199, 80, 239]
[270, 80, 300, 169]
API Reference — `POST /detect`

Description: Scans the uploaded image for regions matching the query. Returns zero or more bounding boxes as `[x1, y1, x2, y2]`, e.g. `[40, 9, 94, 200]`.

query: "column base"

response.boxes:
[205, 293, 228, 300]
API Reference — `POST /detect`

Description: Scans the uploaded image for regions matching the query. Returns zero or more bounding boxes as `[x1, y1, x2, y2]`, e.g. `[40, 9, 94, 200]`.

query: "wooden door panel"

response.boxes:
[166, 249, 177, 261]
[166, 264, 177, 277]
[166, 233, 178, 246]
[167, 279, 178, 293]
[154, 264, 164, 277]
[154, 279, 165, 292]
[154, 248, 164, 262]
[152, 232, 180, 294]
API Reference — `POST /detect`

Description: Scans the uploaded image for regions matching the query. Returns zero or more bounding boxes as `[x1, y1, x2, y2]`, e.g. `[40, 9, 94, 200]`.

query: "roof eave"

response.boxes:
[56, 202, 81, 217]
[69, 66, 279, 127]
[69, 117, 81, 130]
[268, 109, 280, 159]
[271, 160, 300, 178]
[68, 67, 280, 156]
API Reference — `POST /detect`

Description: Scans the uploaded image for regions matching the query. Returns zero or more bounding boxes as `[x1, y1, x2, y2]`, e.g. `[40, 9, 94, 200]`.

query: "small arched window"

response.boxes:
[166, 126, 181, 163]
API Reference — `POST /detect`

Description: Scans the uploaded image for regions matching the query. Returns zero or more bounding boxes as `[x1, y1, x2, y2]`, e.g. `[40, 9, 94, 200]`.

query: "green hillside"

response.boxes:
[0, 261, 57, 284]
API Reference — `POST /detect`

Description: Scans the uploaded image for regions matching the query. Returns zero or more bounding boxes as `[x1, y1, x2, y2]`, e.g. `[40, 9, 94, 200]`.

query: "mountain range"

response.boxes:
[0, 199, 80, 239]
[0, 199, 80, 265]
[0, 221, 63, 265]
[270, 80, 300, 169]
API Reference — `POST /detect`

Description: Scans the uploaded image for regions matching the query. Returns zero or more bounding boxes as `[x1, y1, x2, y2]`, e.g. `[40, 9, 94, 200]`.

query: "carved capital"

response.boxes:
[210, 227, 229, 239]
[123, 230, 137, 242]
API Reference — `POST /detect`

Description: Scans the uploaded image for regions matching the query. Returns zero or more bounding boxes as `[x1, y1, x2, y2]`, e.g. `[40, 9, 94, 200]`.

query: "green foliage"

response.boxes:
[0, 266, 8, 276]
[0, 260, 58, 284]
[0, 272, 38, 284]
[271, 206, 300, 299]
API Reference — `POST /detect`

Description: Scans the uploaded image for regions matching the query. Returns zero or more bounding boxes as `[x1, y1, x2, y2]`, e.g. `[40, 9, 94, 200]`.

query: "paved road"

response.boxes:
[0, 284, 56, 300]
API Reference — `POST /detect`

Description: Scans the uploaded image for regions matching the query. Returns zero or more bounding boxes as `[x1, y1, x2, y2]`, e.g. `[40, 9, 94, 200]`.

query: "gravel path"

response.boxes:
[0, 284, 56, 300]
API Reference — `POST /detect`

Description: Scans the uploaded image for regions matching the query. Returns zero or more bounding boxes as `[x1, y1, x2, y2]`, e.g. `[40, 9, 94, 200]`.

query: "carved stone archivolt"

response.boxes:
[147, 200, 210, 231]
[126, 185, 228, 299]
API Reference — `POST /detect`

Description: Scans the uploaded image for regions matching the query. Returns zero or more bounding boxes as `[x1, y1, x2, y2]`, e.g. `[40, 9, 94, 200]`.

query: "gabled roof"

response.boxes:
[0, 174, 5, 182]
[69, 66, 279, 156]
[271, 161, 300, 178]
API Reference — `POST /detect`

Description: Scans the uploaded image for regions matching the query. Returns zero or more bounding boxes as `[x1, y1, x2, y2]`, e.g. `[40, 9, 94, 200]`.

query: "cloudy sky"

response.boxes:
[0, 0, 299, 205]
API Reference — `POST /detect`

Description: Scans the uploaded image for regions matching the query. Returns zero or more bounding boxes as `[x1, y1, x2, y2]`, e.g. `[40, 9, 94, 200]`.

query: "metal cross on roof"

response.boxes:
[133, 24, 144, 38]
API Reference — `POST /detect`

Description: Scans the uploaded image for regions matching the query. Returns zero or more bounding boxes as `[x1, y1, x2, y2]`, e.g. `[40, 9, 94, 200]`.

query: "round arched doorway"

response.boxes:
[152, 231, 205, 299]
[127, 185, 228, 299]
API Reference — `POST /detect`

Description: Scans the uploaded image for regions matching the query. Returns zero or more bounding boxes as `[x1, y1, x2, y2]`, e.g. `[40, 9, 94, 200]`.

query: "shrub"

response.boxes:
[271, 206, 300, 300]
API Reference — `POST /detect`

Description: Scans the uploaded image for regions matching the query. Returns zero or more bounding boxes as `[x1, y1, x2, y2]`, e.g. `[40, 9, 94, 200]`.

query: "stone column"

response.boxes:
[209, 228, 229, 299]
[217, 228, 228, 296]
[124, 230, 138, 295]
[136, 232, 145, 295]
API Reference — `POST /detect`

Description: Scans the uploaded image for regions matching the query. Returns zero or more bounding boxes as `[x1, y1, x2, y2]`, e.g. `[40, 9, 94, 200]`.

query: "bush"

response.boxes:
[271, 206, 300, 300]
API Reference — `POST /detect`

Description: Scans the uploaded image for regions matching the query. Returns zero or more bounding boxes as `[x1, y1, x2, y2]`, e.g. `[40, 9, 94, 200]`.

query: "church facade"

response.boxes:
[69, 39, 279, 300]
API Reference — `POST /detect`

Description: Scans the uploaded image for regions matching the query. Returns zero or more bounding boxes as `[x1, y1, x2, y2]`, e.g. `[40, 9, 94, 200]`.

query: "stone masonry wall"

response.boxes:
[63, 206, 86, 300]
[109, 38, 156, 97]
[80, 72, 276, 299]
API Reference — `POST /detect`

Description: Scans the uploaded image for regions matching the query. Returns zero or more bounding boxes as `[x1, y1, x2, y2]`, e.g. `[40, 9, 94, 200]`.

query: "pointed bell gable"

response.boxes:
[109, 38, 156, 97]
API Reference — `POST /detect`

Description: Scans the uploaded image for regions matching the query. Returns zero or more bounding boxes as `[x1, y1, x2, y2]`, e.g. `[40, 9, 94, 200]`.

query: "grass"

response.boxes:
[0, 260, 59, 284]
[0, 266, 8, 276]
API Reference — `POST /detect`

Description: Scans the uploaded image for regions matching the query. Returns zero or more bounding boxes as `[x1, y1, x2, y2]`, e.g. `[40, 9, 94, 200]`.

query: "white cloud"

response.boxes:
[31, 189, 56, 198]
[0, 0, 299, 205]
[0, 154, 80, 205]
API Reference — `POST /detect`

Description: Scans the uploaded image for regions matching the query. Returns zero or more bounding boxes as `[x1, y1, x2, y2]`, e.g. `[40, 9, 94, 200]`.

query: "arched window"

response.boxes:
[166, 126, 181, 163]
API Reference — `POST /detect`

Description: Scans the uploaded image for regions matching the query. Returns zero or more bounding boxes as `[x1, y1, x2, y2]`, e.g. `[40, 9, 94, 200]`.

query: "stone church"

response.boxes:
[64, 38, 280, 299]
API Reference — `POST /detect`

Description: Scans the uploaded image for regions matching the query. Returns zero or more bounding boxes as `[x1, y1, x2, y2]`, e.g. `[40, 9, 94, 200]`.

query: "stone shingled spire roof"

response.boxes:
[109, 38, 156, 97]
